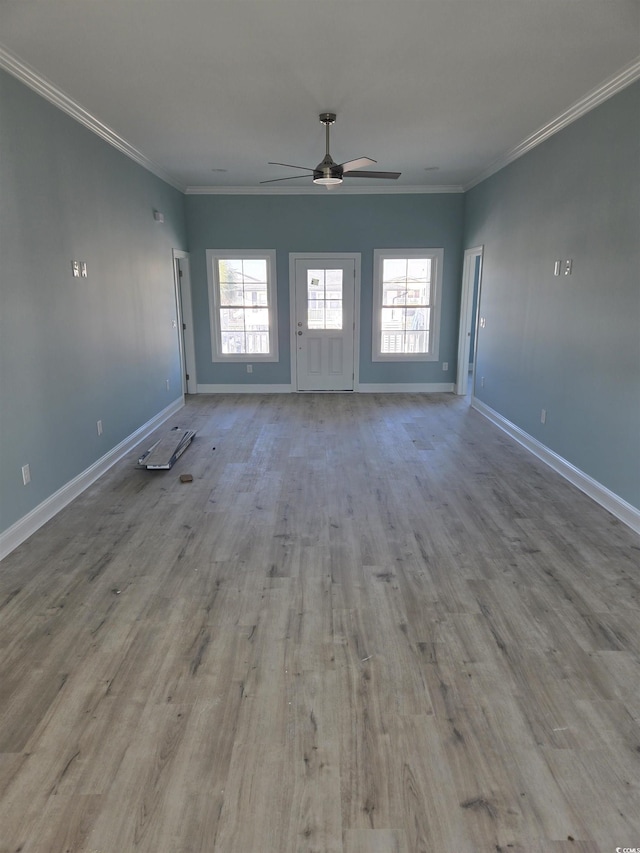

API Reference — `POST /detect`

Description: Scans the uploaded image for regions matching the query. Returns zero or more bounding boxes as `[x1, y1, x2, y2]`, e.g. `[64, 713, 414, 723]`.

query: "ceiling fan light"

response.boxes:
[313, 175, 342, 186]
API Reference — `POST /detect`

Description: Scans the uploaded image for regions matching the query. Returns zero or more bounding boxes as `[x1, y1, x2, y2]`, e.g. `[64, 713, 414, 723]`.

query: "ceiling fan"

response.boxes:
[261, 113, 401, 188]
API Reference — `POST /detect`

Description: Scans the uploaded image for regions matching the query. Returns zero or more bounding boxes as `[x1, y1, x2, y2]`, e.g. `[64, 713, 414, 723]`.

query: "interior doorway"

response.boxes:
[173, 250, 197, 394]
[456, 246, 483, 397]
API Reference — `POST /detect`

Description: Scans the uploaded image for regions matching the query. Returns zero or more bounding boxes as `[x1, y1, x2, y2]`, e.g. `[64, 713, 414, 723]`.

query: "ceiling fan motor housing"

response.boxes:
[315, 153, 342, 181]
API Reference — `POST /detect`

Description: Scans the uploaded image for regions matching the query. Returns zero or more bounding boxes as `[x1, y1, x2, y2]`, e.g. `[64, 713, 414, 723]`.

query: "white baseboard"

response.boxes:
[196, 382, 455, 394]
[0, 397, 185, 562]
[196, 384, 293, 394]
[358, 383, 455, 393]
[472, 398, 640, 535]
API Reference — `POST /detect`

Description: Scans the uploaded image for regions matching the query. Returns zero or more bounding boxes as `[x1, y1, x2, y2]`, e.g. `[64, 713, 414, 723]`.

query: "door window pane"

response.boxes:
[308, 273, 325, 300]
[325, 305, 342, 328]
[307, 269, 343, 330]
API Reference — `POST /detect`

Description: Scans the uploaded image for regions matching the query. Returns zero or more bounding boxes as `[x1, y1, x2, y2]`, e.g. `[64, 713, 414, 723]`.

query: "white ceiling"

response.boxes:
[1, 1, 639, 192]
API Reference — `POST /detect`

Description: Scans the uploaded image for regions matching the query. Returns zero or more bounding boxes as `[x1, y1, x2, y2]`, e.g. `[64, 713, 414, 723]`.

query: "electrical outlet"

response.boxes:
[246, 364, 253, 373]
[166, 379, 170, 391]
[442, 362, 448, 371]
[22, 464, 31, 485]
[541, 409, 547, 424]
[97, 419, 103, 436]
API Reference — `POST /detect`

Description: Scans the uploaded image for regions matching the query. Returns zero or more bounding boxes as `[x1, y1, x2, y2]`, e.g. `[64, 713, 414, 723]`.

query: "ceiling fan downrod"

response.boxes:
[320, 112, 336, 154]
[315, 112, 341, 185]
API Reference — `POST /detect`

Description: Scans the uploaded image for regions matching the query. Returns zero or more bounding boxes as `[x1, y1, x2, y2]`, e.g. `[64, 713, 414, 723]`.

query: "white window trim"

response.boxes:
[372, 248, 443, 362]
[206, 249, 279, 362]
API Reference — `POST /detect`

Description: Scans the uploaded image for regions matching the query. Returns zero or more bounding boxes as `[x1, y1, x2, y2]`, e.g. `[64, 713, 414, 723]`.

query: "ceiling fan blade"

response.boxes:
[268, 161, 315, 172]
[339, 157, 376, 171]
[343, 170, 401, 180]
[259, 174, 312, 184]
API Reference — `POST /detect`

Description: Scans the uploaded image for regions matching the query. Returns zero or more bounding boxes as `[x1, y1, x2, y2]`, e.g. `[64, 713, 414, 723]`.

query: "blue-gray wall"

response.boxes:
[185, 193, 464, 386]
[0, 69, 188, 533]
[465, 81, 640, 509]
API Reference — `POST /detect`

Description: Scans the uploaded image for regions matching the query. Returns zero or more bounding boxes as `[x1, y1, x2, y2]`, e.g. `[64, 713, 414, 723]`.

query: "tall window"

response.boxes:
[372, 248, 443, 361]
[207, 250, 278, 362]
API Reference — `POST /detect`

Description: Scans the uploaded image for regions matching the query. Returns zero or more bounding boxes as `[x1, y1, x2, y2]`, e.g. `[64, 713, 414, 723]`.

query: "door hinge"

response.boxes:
[186, 373, 190, 381]
[178, 268, 183, 277]
[183, 323, 187, 330]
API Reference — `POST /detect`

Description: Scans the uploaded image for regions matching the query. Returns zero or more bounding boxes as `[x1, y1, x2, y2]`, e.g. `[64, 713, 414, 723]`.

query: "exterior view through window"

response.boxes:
[207, 250, 278, 362]
[219, 258, 268, 354]
[307, 269, 343, 329]
[381, 256, 431, 354]
[373, 249, 443, 361]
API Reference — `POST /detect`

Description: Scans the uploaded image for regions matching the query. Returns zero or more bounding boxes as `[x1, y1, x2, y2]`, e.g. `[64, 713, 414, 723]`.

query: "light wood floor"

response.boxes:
[1, 393, 639, 853]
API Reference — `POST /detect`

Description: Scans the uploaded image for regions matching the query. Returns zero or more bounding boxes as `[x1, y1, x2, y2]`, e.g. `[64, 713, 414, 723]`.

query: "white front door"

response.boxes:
[293, 256, 356, 391]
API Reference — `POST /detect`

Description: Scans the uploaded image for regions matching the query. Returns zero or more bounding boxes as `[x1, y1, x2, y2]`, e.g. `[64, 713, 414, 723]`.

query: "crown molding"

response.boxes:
[0, 43, 185, 192]
[185, 184, 464, 195]
[465, 56, 640, 191]
[3, 40, 637, 199]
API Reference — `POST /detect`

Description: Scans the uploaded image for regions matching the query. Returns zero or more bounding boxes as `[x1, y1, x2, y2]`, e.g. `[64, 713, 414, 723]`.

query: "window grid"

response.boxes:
[373, 249, 443, 363]
[307, 270, 343, 330]
[380, 258, 431, 355]
[218, 259, 270, 355]
[207, 250, 278, 362]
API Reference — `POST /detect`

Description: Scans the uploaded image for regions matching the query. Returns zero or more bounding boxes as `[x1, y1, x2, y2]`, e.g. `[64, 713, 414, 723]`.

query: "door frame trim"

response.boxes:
[456, 246, 483, 396]
[288, 252, 361, 392]
[173, 250, 197, 394]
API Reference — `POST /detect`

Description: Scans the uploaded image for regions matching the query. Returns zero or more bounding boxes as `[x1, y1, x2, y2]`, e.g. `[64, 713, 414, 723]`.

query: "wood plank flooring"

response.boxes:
[1, 392, 639, 853]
